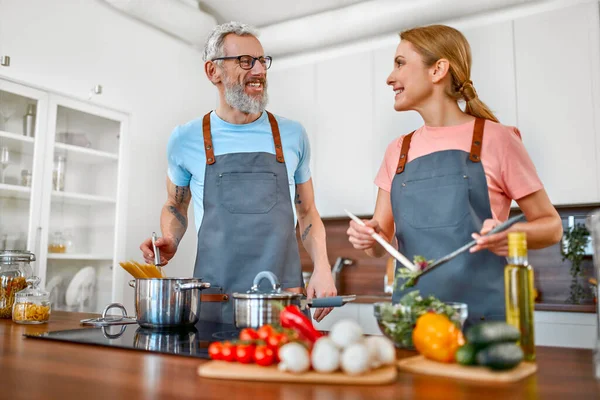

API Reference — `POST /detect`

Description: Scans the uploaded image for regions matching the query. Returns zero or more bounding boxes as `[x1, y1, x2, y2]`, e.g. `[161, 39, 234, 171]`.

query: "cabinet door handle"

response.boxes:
[0, 55, 10, 67]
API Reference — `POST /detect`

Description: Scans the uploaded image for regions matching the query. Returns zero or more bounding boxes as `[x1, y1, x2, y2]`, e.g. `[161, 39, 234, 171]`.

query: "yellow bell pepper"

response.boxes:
[412, 312, 464, 363]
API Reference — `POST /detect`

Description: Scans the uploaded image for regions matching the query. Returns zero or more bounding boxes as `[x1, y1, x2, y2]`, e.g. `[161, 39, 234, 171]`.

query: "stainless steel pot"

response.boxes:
[232, 271, 355, 329]
[129, 278, 210, 329]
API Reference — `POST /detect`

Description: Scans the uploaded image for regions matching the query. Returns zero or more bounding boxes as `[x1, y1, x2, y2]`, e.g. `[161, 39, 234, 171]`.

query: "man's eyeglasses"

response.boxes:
[211, 55, 273, 70]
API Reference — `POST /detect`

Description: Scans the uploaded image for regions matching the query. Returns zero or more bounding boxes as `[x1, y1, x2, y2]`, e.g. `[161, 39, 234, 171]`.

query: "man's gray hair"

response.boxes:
[202, 22, 259, 62]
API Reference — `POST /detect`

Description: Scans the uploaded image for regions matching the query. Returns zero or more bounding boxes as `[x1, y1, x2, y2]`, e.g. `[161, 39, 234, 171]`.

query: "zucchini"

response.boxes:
[466, 321, 520, 346]
[476, 342, 524, 370]
[455, 343, 478, 366]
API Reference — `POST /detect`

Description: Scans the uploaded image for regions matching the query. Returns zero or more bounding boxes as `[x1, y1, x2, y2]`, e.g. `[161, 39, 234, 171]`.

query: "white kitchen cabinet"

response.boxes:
[0, 79, 48, 252]
[0, 77, 128, 313]
[265, 64, 318, 182]
[461, 20, 518, 127]
[534, 311, 596, 349]
[513, 2, 600, 205]
[313, 51, 376, 217]
[372, 44, 423, 186]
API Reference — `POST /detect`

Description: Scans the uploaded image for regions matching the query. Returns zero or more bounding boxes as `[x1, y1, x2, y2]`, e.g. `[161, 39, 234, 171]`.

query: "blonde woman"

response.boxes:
[347, 25, 562, 325]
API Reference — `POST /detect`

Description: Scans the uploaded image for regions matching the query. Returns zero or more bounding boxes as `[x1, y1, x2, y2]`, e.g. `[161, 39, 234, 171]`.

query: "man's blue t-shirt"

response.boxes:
[167, 111, 312, 233]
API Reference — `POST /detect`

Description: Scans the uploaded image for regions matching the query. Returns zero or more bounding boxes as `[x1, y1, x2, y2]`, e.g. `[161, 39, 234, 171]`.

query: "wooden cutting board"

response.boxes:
[397, 355, 537, 383]
[197, 361, 398, 385]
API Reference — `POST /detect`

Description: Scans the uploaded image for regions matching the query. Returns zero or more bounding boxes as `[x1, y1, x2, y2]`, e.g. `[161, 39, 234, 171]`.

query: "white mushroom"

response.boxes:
[311, 337, 340, 373]
[278, 342, 311, 374]
[340, 342, 371, 375]
[365, 336, 396, 368]
[329, 319, 363, 349]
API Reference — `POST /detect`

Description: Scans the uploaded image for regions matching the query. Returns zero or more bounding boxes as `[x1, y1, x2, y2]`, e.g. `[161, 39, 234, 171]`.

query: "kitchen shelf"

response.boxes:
[0, 183, 31, 199]
[51, 191, 116, 206]
[54, 143, 118, 165]
[0, 130, 35, 156]
[47, 253, 114, 261]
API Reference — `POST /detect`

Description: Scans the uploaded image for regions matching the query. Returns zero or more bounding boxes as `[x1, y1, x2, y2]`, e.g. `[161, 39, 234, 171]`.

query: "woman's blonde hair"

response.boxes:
[400, 25, 499, 123]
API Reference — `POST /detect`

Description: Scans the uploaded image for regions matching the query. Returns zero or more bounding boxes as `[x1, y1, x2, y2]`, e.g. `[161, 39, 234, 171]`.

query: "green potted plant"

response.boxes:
[561, 223, 591, 304]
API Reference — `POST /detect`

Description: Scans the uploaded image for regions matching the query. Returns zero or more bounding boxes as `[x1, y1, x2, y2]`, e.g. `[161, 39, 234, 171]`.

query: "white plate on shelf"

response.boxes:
[65, 266, 96, 307]
[45, 275, 64, 305]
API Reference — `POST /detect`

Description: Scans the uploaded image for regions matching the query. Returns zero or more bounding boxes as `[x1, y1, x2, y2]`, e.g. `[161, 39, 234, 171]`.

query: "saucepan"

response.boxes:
[128, 277, 211, 329]
[232, 271, 356, 329]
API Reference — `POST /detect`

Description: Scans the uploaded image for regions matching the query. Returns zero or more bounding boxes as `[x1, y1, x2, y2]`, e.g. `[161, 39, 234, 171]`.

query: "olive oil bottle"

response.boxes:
[505, 232, 536, 361]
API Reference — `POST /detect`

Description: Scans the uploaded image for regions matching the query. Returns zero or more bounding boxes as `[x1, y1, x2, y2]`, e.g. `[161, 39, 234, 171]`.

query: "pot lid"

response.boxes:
[0, 250, 36, 264]
[232, 271, 303, 300]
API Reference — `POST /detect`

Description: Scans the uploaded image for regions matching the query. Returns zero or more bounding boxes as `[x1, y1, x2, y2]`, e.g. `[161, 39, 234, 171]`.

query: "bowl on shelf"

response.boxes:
[373, 301, 468, 349]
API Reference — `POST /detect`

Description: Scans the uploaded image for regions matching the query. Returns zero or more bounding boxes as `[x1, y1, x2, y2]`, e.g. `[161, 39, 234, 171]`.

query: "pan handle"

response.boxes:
[102, 303, 128, 320]
[175, 282, 211, 292]
[306, 295, 356, 308]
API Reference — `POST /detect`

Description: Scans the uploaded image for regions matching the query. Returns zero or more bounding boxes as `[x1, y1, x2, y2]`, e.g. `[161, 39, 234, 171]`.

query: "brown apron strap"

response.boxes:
[469, 118, 485, 163]
[202, 112, 216, 165]
[395, 131, 415, 174]
[266, 111, 285, 163]
[201, 293, 229, 302]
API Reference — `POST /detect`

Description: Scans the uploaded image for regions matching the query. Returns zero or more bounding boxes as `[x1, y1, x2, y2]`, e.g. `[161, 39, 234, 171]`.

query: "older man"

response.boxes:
[140, 22, 336, 324]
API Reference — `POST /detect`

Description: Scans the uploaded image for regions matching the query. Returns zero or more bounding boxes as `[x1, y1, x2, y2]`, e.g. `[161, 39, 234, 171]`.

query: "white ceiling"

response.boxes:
[198, 0, 373, 27]
[102, 0, 548, 56]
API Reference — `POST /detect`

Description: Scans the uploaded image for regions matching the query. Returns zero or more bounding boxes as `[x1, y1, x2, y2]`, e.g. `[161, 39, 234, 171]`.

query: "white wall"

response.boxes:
[0, 0, 216, 309]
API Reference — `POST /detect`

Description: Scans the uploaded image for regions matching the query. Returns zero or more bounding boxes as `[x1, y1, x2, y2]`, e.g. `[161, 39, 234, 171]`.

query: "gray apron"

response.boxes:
[193, 111, 303, 324]
[391, 118, 506, 326]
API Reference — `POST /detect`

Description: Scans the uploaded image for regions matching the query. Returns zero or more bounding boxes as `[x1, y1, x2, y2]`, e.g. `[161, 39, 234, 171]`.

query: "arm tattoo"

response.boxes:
[301, 224, 312, 241]
[174, 186, 188, 205]
[294, 185, 302, 204]
[168, 205, 188, 229]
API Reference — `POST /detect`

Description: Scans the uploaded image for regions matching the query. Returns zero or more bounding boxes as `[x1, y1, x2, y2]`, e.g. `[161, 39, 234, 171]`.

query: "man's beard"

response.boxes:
[223, 75, 269, 114]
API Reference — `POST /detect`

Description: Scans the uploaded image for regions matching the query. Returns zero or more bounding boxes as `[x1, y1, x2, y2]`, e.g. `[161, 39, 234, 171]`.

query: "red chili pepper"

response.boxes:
[279, 305, 322, 343]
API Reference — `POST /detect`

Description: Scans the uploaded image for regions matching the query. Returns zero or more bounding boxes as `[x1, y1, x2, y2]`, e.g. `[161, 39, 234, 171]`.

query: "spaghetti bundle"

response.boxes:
[119, 260, 165, 279]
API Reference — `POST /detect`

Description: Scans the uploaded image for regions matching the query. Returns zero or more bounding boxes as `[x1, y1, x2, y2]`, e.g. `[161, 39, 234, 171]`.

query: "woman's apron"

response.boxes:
[391, 118, 506, 326]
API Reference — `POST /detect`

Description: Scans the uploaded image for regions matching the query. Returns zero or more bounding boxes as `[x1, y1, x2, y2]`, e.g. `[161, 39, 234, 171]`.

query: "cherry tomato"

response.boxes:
[236, 343, 255, 364]
[257, 325, 275, 340]
[254, 345, 275, 367]
[208, 342, 223, 360]
[220, 341, 237, 362]
[239, 328, 259, 341]
[266, 332, 289, 349]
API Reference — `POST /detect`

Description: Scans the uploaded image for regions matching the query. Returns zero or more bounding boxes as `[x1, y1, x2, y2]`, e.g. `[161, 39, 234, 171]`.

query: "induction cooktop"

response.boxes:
[24, 320, 240, 359]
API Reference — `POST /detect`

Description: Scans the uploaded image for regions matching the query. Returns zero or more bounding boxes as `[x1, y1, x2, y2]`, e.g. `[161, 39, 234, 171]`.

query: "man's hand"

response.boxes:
[140, 236, 178, 265]
[470, 219, 508, 256]
[306, 267, 337, 322]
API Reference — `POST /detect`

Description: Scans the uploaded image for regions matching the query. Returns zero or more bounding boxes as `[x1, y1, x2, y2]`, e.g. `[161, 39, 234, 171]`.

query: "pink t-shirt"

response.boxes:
[374, 119, 543, 222]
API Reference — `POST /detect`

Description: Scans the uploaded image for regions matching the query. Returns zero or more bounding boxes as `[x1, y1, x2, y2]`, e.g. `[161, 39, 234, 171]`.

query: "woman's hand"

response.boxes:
[347, 219, 381, 250]
[470, 219, 509, 256]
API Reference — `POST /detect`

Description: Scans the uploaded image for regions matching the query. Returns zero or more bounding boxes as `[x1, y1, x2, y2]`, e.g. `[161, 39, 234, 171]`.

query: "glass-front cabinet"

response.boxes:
[0, 78, 127, 313]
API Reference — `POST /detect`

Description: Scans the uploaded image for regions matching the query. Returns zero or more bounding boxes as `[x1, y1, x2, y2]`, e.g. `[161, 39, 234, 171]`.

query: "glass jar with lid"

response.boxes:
[12, 276, 51, 324]
[0, 250, 35, 319]
[48, 231, 66, 253]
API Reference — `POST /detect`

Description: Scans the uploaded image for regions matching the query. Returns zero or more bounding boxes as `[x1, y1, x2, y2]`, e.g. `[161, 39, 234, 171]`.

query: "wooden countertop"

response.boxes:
[1, 312, 599, 399]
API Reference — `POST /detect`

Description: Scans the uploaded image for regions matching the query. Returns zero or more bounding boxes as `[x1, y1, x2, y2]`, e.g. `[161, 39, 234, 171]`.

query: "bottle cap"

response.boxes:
[508, 232, 527, 258]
